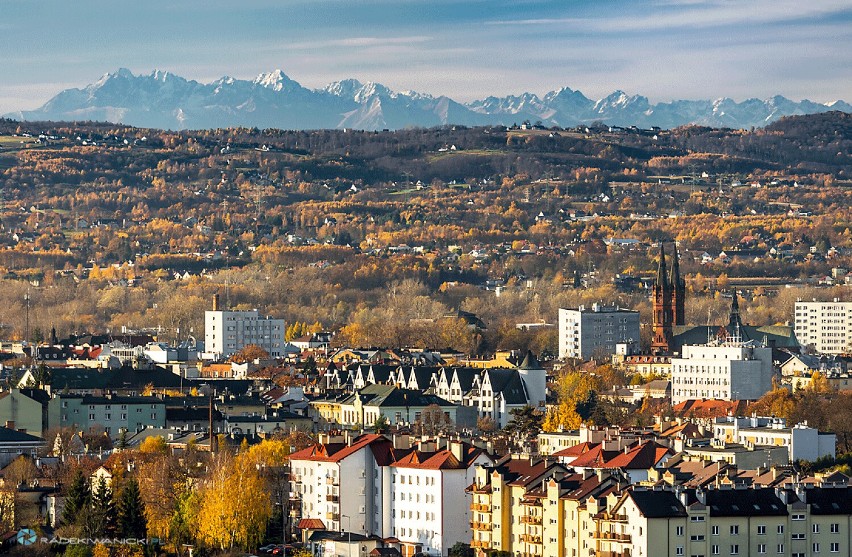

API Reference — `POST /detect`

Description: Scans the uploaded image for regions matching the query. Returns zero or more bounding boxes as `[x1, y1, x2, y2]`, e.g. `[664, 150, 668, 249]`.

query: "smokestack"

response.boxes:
[213, 293, 220, 311]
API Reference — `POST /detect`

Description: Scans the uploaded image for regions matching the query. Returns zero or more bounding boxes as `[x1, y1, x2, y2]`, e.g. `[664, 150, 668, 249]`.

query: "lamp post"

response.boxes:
[341, 514, 351, 557]
[24, 290, 30, 345]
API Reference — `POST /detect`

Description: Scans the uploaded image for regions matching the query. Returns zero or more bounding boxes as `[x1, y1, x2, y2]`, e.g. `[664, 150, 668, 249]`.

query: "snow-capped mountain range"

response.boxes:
[6, 68, 851, 131]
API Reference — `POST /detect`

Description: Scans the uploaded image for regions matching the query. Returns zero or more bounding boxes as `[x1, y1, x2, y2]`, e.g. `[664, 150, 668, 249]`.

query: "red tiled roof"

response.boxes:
[297, 518, 326, 530]
[289, 434, 397, 464]
[605, 441, 671, 470]
[569, 444, 619, 468]
[553, 441, 598, 458]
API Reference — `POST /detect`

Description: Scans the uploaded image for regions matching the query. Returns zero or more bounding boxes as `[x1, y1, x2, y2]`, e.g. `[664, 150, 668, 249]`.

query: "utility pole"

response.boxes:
[24, 289, 30, 345]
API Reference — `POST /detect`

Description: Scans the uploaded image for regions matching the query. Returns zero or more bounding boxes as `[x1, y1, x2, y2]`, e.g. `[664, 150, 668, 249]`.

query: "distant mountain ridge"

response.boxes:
[6, 68, 851, 131]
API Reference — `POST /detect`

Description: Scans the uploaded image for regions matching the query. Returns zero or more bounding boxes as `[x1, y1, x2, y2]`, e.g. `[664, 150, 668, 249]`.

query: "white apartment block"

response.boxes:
[795, 299, 852, 354]
[289, 434, 491, 556]
[204, 308, 285, 360]
[558, 304, 641, 360]
[671, 340, 774, 405]
[712, 415, 836, 463]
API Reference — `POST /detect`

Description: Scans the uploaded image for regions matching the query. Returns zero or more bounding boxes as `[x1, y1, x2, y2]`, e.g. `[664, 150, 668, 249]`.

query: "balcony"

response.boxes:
[326, 477, 338, 485]
[326, 494, 339, 503]
[595, 532, 632, 543]
[470, 521, 493, 531]
[326, 512, 339, 521]
[470, 540, 490, 549]
[520, 515, 542, 525]
[600, 513, 628, 523]
[596, 551, 631, 557]
[519, 534, 542, 544]
[471, 503, 491, 512]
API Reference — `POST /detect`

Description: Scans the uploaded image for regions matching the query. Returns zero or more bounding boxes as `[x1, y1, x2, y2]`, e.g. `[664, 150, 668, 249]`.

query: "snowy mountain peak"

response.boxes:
[7, 68, 851, 131]
[254, 70, 296, 92]
[323, 79, 365, 98]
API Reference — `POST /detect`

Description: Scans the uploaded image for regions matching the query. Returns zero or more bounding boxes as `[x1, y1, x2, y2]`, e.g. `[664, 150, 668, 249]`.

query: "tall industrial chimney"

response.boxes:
[212, 293, 220, 311]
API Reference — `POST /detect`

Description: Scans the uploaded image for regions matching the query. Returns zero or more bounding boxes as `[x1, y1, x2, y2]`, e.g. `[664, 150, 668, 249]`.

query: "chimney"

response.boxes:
[213, 293, 220, 311]
[4, 421, 14, 430]
[450, 440, 464, 463]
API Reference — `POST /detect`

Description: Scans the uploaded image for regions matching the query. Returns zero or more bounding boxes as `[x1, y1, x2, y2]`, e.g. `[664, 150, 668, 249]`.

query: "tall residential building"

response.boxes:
[795, 299, 852, 354]
[204, 294, 285, 360]
[558, 304, 641, 360]
[289, 434, 491, 557]
[597, 483, 852, 557]
[651, 243, 686, 355]
[670, 339, 774, 405]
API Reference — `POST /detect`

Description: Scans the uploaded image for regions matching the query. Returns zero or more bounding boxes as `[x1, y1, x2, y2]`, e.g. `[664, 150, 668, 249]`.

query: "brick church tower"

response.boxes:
[651, 243, 686, 354]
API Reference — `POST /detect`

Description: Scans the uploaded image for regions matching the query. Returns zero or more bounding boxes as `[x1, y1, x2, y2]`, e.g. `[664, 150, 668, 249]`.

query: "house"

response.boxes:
[0, 427, 45, 467]
[47, 394, 167, 437]
[0, 389, 48, 436]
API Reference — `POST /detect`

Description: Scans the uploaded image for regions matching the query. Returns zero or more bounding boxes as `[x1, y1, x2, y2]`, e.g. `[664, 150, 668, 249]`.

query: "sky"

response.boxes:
[1, 0, 851, 114]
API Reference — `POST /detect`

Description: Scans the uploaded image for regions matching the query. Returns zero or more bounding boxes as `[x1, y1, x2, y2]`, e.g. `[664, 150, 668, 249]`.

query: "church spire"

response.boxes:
[656, 243, 668, 289]
[669, 244, 681, 287]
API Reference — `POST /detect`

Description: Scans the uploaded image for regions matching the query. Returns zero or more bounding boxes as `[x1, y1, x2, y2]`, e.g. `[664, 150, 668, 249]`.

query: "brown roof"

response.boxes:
[297, 518, 326, 530]
[553, 441, 598, 458]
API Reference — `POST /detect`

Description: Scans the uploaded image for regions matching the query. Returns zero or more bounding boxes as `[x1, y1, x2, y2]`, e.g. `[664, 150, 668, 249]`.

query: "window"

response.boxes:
[777, 525, 785, 535]
[676, 547, 684, 556]
[830, 543, 839, 553]
[758, 544, 766, 554]
[813, 543, 820, 553]
[757, 525, 766, 535]
[712, 546, 719, 556]
[792, 514, 805, 521]
[89, 413, 95, 420]
[777, 545, 784, 555]
[831, 523, 839, 534]
[731, 545, 739, 555]
[691, 535, 705, 542]
[676, 526, 684, 536]
[813, 524, 820, 534]
[712, 526, 720, 536]
[691, 516, 706, 522]
[792, 533, 806, 540]
[730, 525, 739, 535]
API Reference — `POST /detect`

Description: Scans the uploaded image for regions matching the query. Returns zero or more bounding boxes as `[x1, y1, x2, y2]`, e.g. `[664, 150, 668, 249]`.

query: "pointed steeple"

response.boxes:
[656, 243, 668, 289]
[669, 244, 681, 287]
[728, 290, 746, 338]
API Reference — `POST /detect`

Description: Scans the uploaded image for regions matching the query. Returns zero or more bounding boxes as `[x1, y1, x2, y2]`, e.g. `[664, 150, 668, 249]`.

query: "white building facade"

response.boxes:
[290, 434, 491, 556]
[795, 299, 852, 354]
[558, 304, 641, 360]
[671, 340, 774, 405]
[712, 415, 836, 463]
[204, 308, 285, 360]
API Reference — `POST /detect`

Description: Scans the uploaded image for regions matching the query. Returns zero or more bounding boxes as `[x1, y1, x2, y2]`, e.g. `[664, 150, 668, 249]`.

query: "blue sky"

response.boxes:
[1, 0, 850, 113]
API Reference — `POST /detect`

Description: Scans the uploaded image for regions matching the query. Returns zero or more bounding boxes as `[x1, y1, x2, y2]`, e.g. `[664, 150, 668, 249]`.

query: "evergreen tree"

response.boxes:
[117, 428, 128, 450]
[116, 477, 147, 539]
[88, 476, 115, 537]
[62, 469, 91, 533]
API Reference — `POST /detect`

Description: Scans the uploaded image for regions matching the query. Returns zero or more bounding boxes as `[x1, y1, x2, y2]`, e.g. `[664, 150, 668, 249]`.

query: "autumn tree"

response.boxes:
[196, 452, 271, 550]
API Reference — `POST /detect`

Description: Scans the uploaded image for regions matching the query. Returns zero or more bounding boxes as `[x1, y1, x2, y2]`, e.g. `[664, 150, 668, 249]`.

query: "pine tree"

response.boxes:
[116, 478, 147, 539]
[117, 428, 128, 450]
[62, 469, 91, 534]
[88, 476, 115, 537]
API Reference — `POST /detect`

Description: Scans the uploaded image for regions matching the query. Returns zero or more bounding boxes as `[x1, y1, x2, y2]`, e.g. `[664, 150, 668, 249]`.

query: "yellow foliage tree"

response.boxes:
[196, 453, 271, 550]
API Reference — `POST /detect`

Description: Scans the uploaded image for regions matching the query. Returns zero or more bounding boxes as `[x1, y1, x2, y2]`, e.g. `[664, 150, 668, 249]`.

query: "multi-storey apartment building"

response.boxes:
[559, 304, 641, 360]
[204, 294, 285, 359]
[290, 434, 491, 557]
[47, 393, 166, 437]
[671, 339, 774, 405]
[598, 483, 852, 557]
[795, 299, 852, 354]
[712, 415, 836, 463]
[467, 455, 629, 557]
